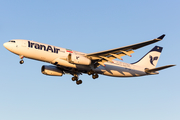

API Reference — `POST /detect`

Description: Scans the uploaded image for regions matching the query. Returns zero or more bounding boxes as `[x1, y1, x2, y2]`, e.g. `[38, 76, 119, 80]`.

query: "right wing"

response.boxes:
[86, 34, 165, 66]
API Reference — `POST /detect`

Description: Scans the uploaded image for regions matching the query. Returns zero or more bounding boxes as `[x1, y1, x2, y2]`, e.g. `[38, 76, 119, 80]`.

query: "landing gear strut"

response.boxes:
[19, 55, 24, 64]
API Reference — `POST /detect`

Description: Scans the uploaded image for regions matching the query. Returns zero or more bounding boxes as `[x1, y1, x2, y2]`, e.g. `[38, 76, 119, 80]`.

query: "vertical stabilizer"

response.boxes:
[132, 46, 163, 69]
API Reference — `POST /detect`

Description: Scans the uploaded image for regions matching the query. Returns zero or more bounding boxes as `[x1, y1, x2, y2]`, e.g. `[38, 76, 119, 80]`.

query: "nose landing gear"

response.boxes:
[19, 55, 24, 64]
[20, 60, 24, 64]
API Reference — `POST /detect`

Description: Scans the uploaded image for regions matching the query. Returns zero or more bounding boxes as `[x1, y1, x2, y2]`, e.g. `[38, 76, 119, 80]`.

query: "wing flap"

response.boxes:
[94, 50, 134, 67]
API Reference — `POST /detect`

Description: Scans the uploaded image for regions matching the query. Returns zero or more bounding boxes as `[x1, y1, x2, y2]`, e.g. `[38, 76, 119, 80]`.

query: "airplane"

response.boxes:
[3, 34, 175, 85]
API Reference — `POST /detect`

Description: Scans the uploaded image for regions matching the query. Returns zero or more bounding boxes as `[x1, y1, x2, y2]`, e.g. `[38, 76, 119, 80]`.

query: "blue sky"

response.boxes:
[0, 0, 179, 120]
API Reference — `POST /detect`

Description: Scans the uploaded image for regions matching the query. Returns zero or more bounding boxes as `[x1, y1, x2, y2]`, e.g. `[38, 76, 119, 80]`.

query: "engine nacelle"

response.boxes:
[41, 65, 63, 76]
[67, 54, 91, 65]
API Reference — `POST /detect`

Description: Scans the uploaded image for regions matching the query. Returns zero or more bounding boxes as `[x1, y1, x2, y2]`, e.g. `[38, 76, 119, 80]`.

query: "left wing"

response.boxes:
[86, 34, 165, 66]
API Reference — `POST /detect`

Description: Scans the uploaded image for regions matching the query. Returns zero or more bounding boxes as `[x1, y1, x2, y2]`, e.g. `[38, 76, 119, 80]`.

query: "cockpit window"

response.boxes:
[9, 40, 16, 43]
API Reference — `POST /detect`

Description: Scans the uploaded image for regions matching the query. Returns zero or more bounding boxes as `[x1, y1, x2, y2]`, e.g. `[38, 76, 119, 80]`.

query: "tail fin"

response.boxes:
[132, 46, 163, 69]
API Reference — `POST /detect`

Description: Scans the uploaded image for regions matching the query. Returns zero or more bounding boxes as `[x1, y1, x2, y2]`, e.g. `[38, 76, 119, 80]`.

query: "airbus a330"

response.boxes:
[3, 34, 175, 85]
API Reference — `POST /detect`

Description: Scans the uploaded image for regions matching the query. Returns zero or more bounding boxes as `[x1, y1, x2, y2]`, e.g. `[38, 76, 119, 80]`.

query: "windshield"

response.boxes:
[9, 40, 16, 43]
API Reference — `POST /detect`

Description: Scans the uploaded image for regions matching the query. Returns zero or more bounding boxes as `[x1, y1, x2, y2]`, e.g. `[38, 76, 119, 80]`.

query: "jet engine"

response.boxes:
[67, 54, 91, 65]
[41, 65, 63, 76]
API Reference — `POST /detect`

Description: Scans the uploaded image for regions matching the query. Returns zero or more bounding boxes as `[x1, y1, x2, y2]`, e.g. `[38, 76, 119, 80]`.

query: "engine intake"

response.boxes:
[41, 65, 63, 76]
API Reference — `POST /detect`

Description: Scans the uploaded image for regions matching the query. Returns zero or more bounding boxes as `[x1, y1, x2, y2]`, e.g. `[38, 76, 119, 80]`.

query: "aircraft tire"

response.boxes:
[87, 71, 91, 75]
[72, 77, 78, 81]
[95, 74, 99, 78]
[92, 74, 99, 79]
[20, 60, 24, 64]
[76, 80, 82, 85]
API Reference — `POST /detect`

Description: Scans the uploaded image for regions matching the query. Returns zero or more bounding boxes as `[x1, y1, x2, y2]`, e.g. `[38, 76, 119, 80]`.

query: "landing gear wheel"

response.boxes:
[88, 71, 91, 75]
[76, 80, 82, 85]
[95, 74, 99, 78]
[20, 60, 24, 64]
[92, 75, 96, 79]
[72, 76, 78, 81]
[88, 70, 94, 75]
[92, 73, 99, 79]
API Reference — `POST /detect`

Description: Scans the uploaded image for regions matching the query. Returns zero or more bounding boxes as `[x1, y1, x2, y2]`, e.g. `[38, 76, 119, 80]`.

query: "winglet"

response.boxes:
[157, 34, 165, 40]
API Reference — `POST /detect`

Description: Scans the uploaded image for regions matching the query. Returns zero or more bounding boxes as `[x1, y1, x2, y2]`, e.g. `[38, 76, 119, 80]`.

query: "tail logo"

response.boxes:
[150, 55, 158, 66]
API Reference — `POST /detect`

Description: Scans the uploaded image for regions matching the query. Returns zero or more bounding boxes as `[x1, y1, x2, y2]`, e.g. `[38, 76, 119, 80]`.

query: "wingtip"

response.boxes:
[157, 34, 166, 40]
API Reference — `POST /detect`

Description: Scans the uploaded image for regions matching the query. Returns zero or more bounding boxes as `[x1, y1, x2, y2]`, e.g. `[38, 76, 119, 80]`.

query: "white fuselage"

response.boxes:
[3, 39, 151, 77]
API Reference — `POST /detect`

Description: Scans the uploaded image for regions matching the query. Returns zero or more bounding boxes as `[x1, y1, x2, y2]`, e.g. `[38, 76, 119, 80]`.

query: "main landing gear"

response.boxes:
[72, 74, 82, 85]
[87, 70, 99, 79]
[76, 80, 82, 85]
[19, 55, 24, 64]
[92, 73, 99, 79]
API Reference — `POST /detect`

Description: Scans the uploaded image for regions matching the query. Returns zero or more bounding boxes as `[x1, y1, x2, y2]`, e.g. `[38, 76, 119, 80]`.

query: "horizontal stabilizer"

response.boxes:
[157, 34, 165, 40]
[145, 65, 175, 73]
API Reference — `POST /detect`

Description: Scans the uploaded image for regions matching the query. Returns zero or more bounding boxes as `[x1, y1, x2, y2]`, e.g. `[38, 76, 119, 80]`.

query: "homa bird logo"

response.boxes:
[150, 55, 158, 66]
[76, 56, 80, 60]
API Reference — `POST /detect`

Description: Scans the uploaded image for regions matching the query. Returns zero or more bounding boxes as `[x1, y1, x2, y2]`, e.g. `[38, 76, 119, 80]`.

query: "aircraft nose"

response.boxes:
[3, 42, 12, 50]
[3, 42, 8, 49]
